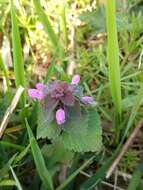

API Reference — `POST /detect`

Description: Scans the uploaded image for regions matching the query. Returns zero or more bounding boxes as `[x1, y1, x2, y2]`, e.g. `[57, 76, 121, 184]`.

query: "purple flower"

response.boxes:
[28, 83, 45, 100]
[28, 79, 95, 126]
[44, 81, 75, 109]
[36, 83, 45, 91]
[71, 74, 80, 85]
[81, 96, 94, 104]
[56, 108, 66, 125]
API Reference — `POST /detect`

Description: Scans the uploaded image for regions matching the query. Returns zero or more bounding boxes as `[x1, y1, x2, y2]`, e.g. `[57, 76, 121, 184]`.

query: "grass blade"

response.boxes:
[0, 154, 16, 180]
[60, 2, 68, 49]
[10, 166, 23, 190]
[0, 51, 10, 90]
[44, 55, 56, 83]
[105, 0, 122, 117]
[79, 157, 114, 190]
[11, 0, 25, 88]
[25, 119, 53, 190]
[127, 163, 143, 190]
[14, 143, 30, 164]
[11, 0, 25, 104]
[123, 85, 143, 140]
[0, 141, 25, 151]
[33, 0, 64, 63]
[0, 179, 16, 186]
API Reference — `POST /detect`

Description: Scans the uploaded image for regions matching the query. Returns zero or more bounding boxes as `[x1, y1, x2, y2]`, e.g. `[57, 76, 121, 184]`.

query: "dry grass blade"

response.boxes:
[0, 86, 24, 138]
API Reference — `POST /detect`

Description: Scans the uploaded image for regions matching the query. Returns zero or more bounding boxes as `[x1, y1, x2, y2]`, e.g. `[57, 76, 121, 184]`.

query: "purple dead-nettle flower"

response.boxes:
[44, 81, 75, 108]
[81, 96, 94, 105]
[28, 74, 96, 126]
[56, 108, 66, 125]
[28, 83, 45, 100]
[36, 83, 45, 91]
[71, 74, 80, 85]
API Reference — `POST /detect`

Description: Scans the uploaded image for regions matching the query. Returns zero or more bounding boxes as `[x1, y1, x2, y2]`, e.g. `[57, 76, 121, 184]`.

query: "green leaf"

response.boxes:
[25, 119, 54, 190]
[62, 106, 87, 135]
[60, 109, 102, 152]
[37, 108, 61, 140]
[37, 106, 102, 152]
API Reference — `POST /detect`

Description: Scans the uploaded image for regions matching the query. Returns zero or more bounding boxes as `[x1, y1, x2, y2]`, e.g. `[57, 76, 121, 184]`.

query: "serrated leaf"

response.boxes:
[37, 108, 61, 139]
[60, 109, 102, 152]
[37, 106, 102, 153]
[62, 105, 88, 135]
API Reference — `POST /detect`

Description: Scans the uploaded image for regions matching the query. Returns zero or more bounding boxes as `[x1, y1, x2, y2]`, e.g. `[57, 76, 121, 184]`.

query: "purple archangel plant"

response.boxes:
[28, 75, 94, 125]
[28, 75, 102, 152]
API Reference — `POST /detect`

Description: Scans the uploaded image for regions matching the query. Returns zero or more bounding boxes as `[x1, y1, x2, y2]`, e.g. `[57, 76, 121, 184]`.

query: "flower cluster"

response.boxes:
[28, 75, 95, 125]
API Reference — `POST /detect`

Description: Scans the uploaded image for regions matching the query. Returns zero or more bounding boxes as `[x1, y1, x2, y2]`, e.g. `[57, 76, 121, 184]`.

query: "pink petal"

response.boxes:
[71, 74, 80, 85]
[28, 89, 44, 100]
[56, 108, 66, 125]
[36, 83, 45, 91]
[81, 96, 94, 104]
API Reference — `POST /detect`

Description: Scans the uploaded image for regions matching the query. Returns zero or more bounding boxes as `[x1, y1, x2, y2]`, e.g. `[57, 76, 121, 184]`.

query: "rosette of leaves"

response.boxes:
[36, 80, 102, 153]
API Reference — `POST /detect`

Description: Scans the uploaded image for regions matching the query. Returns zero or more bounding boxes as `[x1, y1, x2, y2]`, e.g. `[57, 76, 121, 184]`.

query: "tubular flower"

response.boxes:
[71, 74, 80, 85]
[44, 81, 75, 108]
[56, 108, 66, 125]
[28, 83, 45, 100]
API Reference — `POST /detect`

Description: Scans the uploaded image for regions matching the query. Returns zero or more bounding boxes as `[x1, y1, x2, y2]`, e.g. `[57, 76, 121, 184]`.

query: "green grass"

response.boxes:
[10, 166, 23, 190]
[11, 0, 25, 104]
[33, 0, 65, 64]
[105, 0, 122, 118]
[0, 1, 143, 190]
[25, 119, 54, 190]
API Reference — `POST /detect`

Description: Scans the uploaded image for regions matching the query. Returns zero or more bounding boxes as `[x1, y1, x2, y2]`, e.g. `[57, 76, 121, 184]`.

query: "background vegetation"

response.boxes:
[0, 0, 143, 189]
